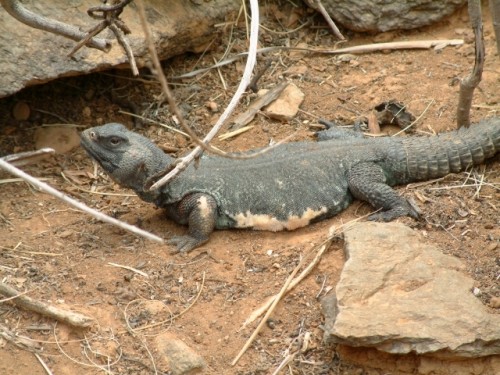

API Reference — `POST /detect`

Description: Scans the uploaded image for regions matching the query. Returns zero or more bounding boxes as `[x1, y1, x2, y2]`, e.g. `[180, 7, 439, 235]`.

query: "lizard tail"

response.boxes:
[403, 117, 499, 181]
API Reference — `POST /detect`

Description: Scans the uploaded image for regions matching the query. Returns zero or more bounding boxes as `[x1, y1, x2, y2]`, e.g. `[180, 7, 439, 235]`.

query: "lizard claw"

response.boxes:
[167, 235, 208, 254]
[368, 200, 421, 222]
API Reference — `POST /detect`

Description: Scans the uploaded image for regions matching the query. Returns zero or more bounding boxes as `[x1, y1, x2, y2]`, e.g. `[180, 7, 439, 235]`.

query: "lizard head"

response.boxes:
[80, 123, 173, 196]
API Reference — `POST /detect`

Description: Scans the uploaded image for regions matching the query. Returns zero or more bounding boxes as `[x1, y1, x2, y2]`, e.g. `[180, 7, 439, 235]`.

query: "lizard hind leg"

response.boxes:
[167, 193, 217, 253]
[347, 162, 420, 221]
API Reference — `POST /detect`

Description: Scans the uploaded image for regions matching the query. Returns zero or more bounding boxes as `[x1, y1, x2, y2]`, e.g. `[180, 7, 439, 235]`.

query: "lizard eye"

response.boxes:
[109, 136, 121, 146]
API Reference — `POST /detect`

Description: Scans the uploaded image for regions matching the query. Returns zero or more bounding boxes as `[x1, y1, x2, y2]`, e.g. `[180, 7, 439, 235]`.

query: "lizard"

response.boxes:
[80, 118, 500, 253]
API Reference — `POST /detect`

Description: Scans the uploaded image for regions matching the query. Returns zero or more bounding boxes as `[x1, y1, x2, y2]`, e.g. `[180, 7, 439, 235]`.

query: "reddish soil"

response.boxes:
[0, 3, 499, 374]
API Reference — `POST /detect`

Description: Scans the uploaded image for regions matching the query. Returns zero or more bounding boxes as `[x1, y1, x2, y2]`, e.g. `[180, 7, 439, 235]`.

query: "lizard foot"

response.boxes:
[368, 199, 421, 222]
[167, 235, 208, 254]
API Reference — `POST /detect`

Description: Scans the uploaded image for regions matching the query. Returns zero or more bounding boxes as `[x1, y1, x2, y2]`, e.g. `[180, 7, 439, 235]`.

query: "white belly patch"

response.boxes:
[230, 207, 328, 231]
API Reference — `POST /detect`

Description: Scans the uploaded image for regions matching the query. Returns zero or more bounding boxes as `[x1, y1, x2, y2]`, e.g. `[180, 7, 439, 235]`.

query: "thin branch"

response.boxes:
[490, 0, 500, 55]
[172, 40, 464, 79]
[1, 148, 54, 166]
[0, 282, 93, 328]
[135, 0, 238, 163]
[230, 81, 288, 130]
[67, 0, 138, 75]
[0, 323, 41, 352]
[305, 0, 345, 40]
[232, 257, 303, 366]
[107, 262, 149, 278]
[34, 353, 54, 375]
[457, 0, 485, 127]
[0, 0, 110, 51]
[239, 216, 372, 331]
[0, 158, 164, 244]
[140, 0, 261, 190]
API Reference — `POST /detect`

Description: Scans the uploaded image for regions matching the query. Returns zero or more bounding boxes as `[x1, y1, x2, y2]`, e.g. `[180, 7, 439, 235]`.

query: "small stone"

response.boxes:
[486, 242, 498, 251]
[205, 101, 218, 112]
[266, 319, 277, 329]
[12, 101, 30, 121]
[34, 126, 80, 154]
[82, 106, 92, 119]
[283, 64, 308, 76]
[59, 230, 73, 238]
[263, 83, 304, 121]
[373, 32, 396, 43]
[154, 332, 205, 375]
[289, 42, 309, 58]
[336, 54, 357, 63]
[490, 297, 500, 309]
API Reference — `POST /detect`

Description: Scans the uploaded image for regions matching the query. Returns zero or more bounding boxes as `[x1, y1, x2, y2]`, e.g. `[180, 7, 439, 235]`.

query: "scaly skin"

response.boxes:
[80, 118, 500, 252]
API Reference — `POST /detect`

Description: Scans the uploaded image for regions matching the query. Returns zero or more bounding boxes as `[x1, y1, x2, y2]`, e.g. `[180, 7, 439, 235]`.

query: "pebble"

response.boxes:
[34, 126, 80, 153]
[12, 101, 30, 121]
[154, 332, 205, 375]
[205, 101, 218, 112]
[263, 83, 304, 121]
[490, 297, 500, 309]
[486, 242, 498, 251]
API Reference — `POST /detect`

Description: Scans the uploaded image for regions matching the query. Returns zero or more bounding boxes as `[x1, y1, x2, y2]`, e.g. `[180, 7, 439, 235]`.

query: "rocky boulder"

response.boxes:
[0, 0, 240, 98]
[322, 221, 500, 358]
[305, 0, 467, 32]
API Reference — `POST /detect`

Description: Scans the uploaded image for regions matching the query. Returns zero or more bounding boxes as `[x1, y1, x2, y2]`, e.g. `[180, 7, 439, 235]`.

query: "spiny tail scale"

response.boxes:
[403, 118, 499, 181]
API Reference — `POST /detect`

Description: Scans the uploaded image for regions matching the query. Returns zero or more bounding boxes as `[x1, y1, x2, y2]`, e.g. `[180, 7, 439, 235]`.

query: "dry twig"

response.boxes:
[490, 0, 500, 55]
[107, 262, 149, 278]
[122, 271, 206, 334]
[0, 148, 54, 167]
[230, 82, 288, 130]
[232, 259, 303, 366]
[0, 323, 42, 352]
[240, 230, 334, 331]
[218, 125, 254, 141]
[0, 0, 110, 51]
[457, 0, 485, 127]
[0, 282, 93, 328]
[304, 0, 345, 40]
[0, 158, 164, 244]
[240, 216, 371, 330]
[34, 353, 54, 375]
[69, 0, 138, 76]
[137, 0, 263, 191]
[172, 40, 464, 79]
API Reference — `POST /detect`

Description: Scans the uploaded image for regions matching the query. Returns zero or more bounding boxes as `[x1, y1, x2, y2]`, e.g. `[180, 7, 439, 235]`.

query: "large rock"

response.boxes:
[322, 222, 500, 358]
[0, 0, 240, 98]
[305, 0, 467, 32]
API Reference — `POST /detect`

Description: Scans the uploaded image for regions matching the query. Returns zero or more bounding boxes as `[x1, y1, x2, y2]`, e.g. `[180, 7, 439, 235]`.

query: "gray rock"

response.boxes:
[322, 222, 500, 358]
[305, 0, 467, 32]
[154, 332, 205, 375]
[0, 0, 240, 98]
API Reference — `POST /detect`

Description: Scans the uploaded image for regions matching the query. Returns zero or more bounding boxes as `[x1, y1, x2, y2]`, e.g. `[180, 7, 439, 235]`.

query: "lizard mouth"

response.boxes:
[80, 134, 103, 163]
[80, 131, 122, 174]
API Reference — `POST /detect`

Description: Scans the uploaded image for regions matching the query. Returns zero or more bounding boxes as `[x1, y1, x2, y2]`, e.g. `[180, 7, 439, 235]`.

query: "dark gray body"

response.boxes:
[80, 118, 500, 252]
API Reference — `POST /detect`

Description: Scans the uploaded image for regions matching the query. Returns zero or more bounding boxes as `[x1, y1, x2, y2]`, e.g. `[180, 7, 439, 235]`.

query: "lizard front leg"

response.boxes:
[165, 193, 217, 253]
[347, 162, 420, 221]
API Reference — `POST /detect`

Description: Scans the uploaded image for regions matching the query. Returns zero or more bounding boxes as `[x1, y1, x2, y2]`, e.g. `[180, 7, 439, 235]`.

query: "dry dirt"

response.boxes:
[0, 3, 499, 375]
